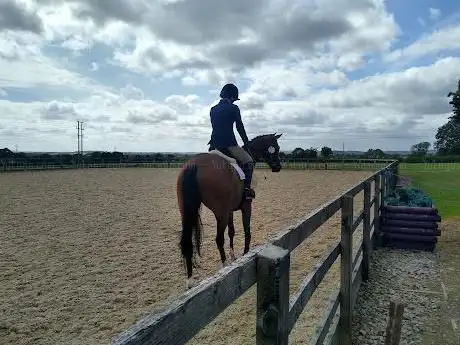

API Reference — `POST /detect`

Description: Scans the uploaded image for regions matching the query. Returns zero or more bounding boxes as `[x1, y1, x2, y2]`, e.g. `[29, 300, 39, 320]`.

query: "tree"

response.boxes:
[410, 141, 430, 156]
[321, 146, 333, 158]
[447, 79, 460, 122]
[292, 147, 304, 157]
[434, 79, 460, 155]
[291, 147, 305, 159]
[304, 147, 318, 159]
[364, 148, 385, 159]
[434, 121, 460, 155]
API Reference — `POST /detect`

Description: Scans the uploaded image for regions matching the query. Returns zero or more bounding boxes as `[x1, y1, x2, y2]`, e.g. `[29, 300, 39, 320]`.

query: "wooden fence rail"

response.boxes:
[1, 159, 396, 173]
[112, 161, 399, 345]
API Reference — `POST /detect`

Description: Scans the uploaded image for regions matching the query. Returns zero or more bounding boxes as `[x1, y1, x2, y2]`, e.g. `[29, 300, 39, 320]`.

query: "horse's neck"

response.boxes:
[246, 142, 261, 162]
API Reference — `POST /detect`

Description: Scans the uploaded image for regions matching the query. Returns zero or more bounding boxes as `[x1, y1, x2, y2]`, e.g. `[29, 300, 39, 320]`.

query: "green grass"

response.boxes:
[399, 163, 460, 219]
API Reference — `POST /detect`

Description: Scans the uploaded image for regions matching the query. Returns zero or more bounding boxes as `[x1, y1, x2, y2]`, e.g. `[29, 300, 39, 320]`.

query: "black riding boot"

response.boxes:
[242, 161, 255, 199]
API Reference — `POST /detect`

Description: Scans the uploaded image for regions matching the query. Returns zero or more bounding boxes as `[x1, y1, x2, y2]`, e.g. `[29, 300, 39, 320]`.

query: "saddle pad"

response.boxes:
[208, 150, 245, 180]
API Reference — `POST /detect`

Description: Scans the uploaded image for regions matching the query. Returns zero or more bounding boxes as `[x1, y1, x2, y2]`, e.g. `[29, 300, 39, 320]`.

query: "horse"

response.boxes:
[176, 133, 283, 288]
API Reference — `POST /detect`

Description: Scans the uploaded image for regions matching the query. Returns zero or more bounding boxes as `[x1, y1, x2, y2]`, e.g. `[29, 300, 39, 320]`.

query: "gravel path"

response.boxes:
[352, 248, 442, 345]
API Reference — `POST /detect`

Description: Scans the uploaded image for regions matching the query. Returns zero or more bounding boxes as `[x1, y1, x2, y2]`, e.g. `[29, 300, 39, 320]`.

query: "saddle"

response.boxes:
[208, 149, 245, 180]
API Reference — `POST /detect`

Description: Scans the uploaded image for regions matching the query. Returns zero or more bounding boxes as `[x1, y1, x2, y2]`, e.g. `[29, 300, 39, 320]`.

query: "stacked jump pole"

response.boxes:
[112, 161, 398, 345]
[380, 205, 441, 251]
[377, 164, 442, 251]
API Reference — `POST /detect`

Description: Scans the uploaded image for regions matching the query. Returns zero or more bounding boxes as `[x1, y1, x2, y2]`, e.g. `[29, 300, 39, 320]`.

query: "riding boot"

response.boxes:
[242, 161, 255, 200]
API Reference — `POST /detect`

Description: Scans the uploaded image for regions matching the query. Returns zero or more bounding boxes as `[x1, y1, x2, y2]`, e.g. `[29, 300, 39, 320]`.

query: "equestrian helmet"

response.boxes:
[220, 83, 240, 100]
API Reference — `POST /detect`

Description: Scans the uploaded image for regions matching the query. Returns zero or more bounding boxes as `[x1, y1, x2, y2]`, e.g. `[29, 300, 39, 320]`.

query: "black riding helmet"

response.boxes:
[220, 83, 240, 100]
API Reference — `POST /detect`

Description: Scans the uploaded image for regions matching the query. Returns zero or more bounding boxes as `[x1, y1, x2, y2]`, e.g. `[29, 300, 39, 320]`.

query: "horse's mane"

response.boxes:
[250, 133, 275, 142]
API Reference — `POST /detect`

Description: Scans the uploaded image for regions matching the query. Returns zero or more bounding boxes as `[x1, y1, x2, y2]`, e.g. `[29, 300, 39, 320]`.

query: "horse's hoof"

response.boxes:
[230, 249, 236, 262]
[220, 261, 228, 269]
[193, 257, 202, 268]
[186, 278, 199, 290]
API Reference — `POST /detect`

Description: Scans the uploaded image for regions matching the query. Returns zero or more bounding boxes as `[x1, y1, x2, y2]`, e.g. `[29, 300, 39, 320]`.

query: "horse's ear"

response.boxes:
[274, 133, 283, 139]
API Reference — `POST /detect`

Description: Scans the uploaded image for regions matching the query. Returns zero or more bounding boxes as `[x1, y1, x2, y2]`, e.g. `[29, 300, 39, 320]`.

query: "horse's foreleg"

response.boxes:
[228, 212, 236, 261]
[241, 202, 252, 255]
[216, 215, 228, 268]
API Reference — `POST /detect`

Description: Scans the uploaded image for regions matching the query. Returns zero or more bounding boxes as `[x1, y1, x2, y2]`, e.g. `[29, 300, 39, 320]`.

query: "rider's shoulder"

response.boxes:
[229, 103, 240, 112]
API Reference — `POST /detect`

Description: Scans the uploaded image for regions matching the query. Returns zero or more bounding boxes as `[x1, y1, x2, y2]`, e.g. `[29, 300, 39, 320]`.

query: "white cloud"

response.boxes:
[385, 24, 460, 64]
[429, 8, 441, 21]
[0, 0, 458, 152]
[0, 30, 100, 91]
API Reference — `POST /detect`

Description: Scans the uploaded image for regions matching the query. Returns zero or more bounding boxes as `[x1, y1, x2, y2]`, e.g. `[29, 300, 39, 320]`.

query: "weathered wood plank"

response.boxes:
[342, 180, 365, 198]
[112, 248, 260, 345]
[352, 209, 364, 233]
[308, 289, 340, 345]
[339, 195, 353, 345]
[385, 301, 396, 345]
[373, 174, 381, 248]
[271, 164, 394, 252]
[352, 252, 363, 311]
[390, 302, 405, 345]
[363, 181, 372, 281]
[272, 197, 341, 251]
[256, 244, 290, 345]
[353, 243, 363, 271]
[288, 242, 340, 332]
[323, 308, 340, 345]
[380, 170, 386, 211]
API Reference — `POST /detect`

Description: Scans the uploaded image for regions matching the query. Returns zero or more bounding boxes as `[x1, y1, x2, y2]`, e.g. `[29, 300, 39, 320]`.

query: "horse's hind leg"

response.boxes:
[228, 212, 236, 262]
[215, 214, 229, 268]
[241, 202, 252, 255]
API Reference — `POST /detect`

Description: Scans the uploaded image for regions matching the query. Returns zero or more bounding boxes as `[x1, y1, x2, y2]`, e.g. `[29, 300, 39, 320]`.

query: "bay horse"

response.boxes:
[176, 133, 283, 288]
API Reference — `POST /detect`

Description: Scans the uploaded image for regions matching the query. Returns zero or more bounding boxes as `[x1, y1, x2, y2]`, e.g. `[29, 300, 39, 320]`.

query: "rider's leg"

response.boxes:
[228, 146, 255, 199]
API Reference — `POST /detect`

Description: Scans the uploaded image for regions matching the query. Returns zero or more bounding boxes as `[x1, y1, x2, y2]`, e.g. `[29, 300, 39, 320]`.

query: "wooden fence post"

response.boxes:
[380, 170, 386, 208]
[384, 300, 405, 345]
[339, 194, 353, 345]
[373, 174, 381, 248]
[362, 181, 371, 281]
[256, 244, 290, 345]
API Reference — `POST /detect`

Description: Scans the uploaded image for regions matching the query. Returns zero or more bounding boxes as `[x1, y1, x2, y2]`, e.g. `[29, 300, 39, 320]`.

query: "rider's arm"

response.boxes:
[234, 106, 249, 146]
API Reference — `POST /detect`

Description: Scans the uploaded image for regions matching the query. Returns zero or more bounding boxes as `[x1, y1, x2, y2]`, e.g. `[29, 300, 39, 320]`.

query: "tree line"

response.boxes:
[2, 79, 460, 166]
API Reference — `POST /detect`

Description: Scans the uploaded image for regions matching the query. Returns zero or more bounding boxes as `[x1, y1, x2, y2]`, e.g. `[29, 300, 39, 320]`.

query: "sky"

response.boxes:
[0, 0, 459, 153]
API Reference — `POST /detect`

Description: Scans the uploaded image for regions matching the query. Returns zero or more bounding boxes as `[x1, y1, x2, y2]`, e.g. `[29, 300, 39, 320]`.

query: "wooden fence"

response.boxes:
[112, 160, 399, 345]
[1, 159, 395, 173]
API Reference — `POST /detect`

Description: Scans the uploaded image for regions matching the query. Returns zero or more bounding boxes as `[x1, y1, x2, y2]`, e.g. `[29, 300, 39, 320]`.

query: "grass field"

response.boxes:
[399, 163, 460, 219]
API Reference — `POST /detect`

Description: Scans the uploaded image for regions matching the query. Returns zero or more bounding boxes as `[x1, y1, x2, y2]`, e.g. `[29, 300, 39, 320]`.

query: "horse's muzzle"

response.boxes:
[272, 165, 282, 172]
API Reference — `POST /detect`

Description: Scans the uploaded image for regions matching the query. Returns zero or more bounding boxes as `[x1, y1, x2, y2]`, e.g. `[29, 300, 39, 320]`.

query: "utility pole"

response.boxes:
[80, 121, 85, 164]
[76, 120, 85, 168]
[76, 121, 81, 167]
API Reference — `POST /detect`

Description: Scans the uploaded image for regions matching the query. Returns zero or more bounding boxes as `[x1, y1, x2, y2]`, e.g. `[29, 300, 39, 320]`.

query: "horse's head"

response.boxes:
[245, 133, 283, 172]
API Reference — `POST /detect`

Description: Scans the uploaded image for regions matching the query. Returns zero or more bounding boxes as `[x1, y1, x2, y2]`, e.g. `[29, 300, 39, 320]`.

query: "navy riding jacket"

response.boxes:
[209, 99, 249, 149]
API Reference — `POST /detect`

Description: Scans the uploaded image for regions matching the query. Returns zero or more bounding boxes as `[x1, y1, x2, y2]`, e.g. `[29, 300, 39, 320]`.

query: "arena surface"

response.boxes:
[0, 167, 374, 344]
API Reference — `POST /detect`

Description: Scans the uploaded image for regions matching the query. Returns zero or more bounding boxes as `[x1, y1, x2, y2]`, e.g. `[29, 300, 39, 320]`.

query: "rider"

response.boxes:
[208, 83, 255, 200]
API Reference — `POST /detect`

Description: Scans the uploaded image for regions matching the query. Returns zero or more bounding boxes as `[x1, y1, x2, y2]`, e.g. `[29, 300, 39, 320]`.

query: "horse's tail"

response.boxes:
[178, 163, 202, 277]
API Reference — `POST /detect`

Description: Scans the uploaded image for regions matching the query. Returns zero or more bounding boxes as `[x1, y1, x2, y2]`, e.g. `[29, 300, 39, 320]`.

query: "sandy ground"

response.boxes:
[0, 167, 375, 345]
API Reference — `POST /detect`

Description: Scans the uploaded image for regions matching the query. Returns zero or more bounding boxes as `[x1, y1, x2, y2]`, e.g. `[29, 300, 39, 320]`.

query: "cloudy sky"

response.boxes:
[0, 0, 459, 153]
